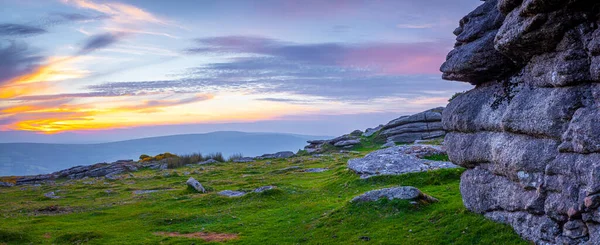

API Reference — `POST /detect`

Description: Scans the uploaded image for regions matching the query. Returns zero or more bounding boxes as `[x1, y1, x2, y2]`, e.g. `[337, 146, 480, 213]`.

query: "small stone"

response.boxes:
[186, 177, 206, 193]
[351, 186, 438, 203]
[44, 191, 60, 199]
[253, 186, 276, 193]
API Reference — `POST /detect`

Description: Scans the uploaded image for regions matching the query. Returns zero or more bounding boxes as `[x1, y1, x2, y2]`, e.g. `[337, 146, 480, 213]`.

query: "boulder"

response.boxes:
[441, 0, 600, 243]
[333, 139, 360, 147]
[186, 177, 206, 193]
[347, 145, 457, 178]
[380, 107, 446, 144]
[351, 186, 438, 203]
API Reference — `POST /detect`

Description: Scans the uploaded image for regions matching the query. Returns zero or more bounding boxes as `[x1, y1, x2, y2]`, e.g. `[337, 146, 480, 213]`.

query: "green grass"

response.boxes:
[421, 154, 450, 162]
[0, 152, 526, 244]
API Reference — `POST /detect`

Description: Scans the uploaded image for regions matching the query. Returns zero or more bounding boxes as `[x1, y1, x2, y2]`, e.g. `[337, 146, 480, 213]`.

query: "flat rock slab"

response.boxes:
[303, 168, 329, 173]
[132, 190, 161, 195]
[347, 145, 458, 178]
[351, 186, 438, 203]
[253, 186, 276, 193]
[218, 190, 247, 197]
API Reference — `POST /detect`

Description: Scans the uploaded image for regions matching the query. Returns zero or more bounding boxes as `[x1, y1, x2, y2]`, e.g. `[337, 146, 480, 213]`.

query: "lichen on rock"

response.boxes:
[442, 0, 600, 244]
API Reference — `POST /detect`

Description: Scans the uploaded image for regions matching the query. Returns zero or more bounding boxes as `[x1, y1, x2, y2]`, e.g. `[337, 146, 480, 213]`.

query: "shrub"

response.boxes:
[139, 154, 150, 160]
[227, 153, 244, 162]
[449, 91, 466, 102]
[205, 152, 224, 162]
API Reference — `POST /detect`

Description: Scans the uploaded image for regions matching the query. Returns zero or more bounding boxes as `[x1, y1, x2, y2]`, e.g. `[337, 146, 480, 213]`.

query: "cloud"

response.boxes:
[51, 12, 111, 22]
[187, 35, 450, 75]
[61, 0, 172, 25]
[0, 40, 44, 85]
[396, 23, 435, 29]
[77, 32, 125, 55]
[0, 24, 47, 37]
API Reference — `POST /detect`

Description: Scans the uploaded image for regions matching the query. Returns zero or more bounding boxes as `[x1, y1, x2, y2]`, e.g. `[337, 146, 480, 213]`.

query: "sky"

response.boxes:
[0, 0, 476, 142]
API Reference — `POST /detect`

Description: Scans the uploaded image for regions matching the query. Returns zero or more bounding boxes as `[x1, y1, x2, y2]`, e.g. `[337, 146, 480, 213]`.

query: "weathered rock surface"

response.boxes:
[253, 186, 276, 193]
[13, 160, 139, 185]
[380, 107, 446, 144]
[351, 186, 438, 203]
[217, 190, 246, 197]
[233, 157, 255, 163]
[197, 159, 219, 165]
[44, 191, 60, 199]
[256, 151, 295, 159]
[303, 168, 329, 173]
[347, 145, 458, 178]
[0, 181, 14, 187]
[442, 0, 600, 243]
[186, 177, 206, 193]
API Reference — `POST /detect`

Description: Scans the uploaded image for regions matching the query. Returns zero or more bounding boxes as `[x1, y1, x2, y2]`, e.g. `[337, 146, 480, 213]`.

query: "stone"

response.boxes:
[350, 186, 438, 203]
[333, 139, 360, 147]
[347, 145, 458, 178]
[0, 181, 14, 187]
[363, 125, 383, 137]
[186, 177, 206, 193]
[198, 159, 219, 165]
[233, 157, 255, 163]
[303, 168, 329, 173]
[256, 151, 295, 159]
[381, 142, 396, 148]
[442, 0, 600, 243]
[132, 190, 160, 195]
[44, 191, 60, 199]
[217, 190, 246, 197]
[380, 108, 446, 144]
[253, 186, 276, 193]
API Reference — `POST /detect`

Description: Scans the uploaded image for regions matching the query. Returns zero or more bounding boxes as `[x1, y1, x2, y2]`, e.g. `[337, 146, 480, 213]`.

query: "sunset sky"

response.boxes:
[0, 0, 476, 141]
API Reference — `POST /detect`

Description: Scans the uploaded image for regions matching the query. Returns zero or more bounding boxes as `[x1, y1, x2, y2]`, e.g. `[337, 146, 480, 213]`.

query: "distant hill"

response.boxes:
[0, 131, 330, 176]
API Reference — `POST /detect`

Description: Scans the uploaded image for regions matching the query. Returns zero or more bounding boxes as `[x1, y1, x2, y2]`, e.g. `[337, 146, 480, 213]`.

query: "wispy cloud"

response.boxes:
[0, 24, 47, 37]
[396, 23, 435, 29]
[61, 0, 173, 26]
[77, 32, 126, 55]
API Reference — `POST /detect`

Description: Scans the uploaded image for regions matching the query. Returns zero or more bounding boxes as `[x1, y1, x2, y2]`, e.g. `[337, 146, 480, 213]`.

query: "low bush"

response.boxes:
[205, 152, 224, 162]
[227, 153, 244, 162]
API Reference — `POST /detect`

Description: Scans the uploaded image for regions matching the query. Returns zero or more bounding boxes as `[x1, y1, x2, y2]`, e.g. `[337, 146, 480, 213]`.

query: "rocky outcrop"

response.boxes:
[304, 130, 363, 153]
[14, 160, 138, 185]
[351, 186, 438, 203]
[380, 107, 445, 144]
[347, 145, 457, 178]
[442, 0, 600, 244]
[256, 151, 295, 160]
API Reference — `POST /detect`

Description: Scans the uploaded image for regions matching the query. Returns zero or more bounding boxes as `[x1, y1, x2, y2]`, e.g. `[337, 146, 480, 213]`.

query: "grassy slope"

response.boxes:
[0, 151, 527, 245]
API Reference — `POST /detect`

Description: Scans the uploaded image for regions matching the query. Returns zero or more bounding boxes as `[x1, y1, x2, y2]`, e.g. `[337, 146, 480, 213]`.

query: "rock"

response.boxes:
[350, 186, 438, 203]
[347, 145, 457, 178]
[333, 139, 360, 147]
[233, 157, 255, 163]
[0, 181, 14, 187]
[303, 168, 329, 173]
[381, 142, 396, 148]
[186, 177, 206, 193]
[349, 130, 363, 136]
[198, 159, 219, 165]
[363, 125, 383, 137]
[380, 108, 446, 144]
[44, 191, 60, 199]
[272, 166, 300, 174]
[441, 0, 600, 243]
[132, 190, 160, 195]
[217, 190, 246, 197]
[253, 186, 276, 193]
[256, 151, 295, 159]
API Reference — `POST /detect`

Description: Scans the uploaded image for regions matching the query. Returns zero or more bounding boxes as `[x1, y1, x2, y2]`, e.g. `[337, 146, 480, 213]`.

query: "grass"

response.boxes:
[0, 151, 526, 244]
[422, 154, 450, 162]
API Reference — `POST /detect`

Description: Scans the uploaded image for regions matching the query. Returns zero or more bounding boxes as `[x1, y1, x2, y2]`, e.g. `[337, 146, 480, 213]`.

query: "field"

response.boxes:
[0, 150, 527, 244]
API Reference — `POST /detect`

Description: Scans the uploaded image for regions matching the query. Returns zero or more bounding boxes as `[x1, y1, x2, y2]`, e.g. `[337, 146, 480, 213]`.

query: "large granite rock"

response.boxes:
[347, 145, 458, 178]
[442, 1, 600, 244]
[380, 107, 446, 144]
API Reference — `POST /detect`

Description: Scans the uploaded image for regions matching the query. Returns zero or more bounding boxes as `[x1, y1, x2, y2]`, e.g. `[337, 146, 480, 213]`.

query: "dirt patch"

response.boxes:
[35, 205, 73, 215]
[154, 232, 238, 242]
